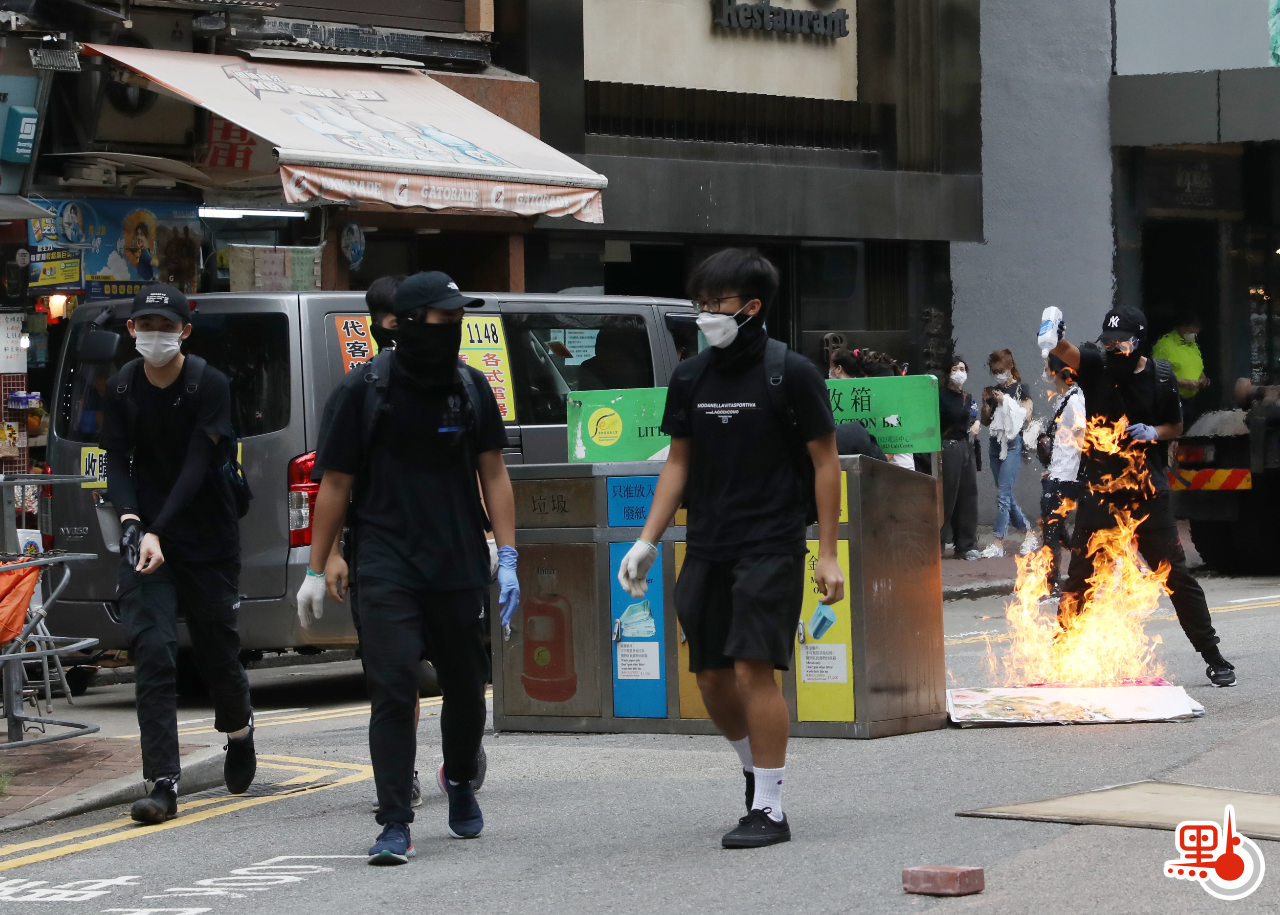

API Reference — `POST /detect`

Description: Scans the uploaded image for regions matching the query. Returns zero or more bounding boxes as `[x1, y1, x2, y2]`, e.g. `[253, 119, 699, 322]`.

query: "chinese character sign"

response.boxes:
[80, 447, 107, 489]
[334, 314, 377, 373]
[0, 315, 22, 372]
[459, 315, 516, 422]
[825, 375, 941, 454]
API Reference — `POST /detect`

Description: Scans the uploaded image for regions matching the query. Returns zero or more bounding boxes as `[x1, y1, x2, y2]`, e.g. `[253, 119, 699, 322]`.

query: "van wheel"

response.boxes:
[1190, 520, 1241, 574]
[63, 666, 97, 697]
[175, 648, 207, 699]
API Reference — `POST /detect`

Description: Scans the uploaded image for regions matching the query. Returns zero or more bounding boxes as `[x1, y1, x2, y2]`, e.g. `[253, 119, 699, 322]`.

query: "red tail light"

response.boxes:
[40, 462, 53, 499]
[288, 452, 319, 547]
[1179, 444, 1215, 465]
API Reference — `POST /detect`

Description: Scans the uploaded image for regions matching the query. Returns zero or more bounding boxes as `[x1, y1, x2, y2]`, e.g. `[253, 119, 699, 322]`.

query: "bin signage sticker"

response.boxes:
[607, 475, 658, 527]
[826, 375, 941, 454]
[459, 314, 516, 423]
[334, 314, 377, 373]
[80, 446, 107, 489]
[568, 388, 669, 463]
[609, 541, 667, 717]
[795, 540, 854, 721]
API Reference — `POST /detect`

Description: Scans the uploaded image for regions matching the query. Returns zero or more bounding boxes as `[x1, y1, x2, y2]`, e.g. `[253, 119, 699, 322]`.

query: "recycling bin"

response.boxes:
[492, 456, 946, 739]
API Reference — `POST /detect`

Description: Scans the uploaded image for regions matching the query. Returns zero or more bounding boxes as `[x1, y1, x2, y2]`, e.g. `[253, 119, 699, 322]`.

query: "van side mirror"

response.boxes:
[78, 328, 121, 362]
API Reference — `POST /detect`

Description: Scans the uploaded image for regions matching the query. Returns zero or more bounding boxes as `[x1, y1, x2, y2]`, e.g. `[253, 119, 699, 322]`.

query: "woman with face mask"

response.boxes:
[978, 349, 1036, 558]
[938, 359, 981, 559]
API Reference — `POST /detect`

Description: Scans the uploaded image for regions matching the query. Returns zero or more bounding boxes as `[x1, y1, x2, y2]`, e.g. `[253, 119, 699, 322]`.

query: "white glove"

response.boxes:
[1038, 306, 1064, 357]
[487, 538, 499, 580]
[618, 539, 658, 599]
[297, 570, 326, 629]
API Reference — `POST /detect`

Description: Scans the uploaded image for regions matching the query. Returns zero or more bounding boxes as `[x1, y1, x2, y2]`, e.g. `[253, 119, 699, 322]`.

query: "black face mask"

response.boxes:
[1106, 350, 1140, 381]
[370, 322, 397, 352]
[393, 319, 461, 388]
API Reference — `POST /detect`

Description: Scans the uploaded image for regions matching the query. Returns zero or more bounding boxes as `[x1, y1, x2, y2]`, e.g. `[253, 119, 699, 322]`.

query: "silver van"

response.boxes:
[47, 292, 698, 662]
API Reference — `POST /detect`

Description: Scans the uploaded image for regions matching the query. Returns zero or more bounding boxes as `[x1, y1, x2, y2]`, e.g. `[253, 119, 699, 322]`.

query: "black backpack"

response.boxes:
[684, 338, 819, 525]
[115, 355, 253, 518]
[1036, 386, 1080, 467]
[356, 350, 489, 523]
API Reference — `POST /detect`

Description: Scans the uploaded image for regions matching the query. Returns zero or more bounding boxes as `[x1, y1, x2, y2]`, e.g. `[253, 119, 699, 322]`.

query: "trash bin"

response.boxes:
[493, 456, 945, 739]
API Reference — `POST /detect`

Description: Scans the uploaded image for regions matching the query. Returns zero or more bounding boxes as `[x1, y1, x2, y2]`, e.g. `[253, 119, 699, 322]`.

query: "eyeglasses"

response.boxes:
[692, 295, 741, 313]
[1102, 337, 1139, 355]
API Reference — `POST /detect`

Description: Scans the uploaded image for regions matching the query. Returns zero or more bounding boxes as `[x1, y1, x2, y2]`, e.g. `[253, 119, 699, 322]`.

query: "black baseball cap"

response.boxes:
[1099, 307, 1146, 344]
[130, 284, 190, 325]
[392, 271, 483, 315]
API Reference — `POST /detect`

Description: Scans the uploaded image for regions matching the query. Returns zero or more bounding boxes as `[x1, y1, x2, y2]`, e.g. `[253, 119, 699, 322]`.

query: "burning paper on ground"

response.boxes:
[948, 415, 1201, 726]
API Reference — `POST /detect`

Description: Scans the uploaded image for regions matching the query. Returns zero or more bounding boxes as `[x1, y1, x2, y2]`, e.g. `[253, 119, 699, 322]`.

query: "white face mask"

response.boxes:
[696, 304, 751, 349]
[134, 331, 183, 367]
[1182, 332, 1197, 343]
[950, 370, 967, 387]
[993, 372, 1010, 384]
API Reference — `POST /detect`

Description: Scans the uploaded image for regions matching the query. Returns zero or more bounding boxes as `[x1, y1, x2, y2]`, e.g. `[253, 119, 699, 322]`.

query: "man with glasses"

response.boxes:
[298, 271, 520, 864]
[1045, 307, 1235, 687]
[619, 248, 844, 849]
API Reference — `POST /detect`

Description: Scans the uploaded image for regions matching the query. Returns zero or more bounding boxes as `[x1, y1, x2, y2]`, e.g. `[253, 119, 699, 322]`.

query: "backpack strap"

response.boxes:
[114, 357, 145, 445]
[183, 354, 206, 395]
[457, 358, 483, 436]
[360, 351, 394, 455]
[764, 337, 796, 435]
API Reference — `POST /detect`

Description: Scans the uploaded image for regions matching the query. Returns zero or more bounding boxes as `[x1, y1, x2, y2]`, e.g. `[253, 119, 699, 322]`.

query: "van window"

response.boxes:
[502, 313, 653, 425]
[56, 313, 291, 443]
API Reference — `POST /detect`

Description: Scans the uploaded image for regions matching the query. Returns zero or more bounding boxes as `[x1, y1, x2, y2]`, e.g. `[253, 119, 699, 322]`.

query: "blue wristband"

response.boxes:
[306, 569, 324, 578]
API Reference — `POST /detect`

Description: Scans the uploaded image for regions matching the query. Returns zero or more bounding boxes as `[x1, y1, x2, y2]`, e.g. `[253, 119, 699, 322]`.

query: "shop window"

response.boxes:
[502, 313, 653, 425]
[57, 313, 291, 443]
[586, 81, 892, 154]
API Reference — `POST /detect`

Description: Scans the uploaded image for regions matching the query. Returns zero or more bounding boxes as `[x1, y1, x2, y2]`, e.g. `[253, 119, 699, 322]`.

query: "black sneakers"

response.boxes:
[1203, 650, 1237, 687]
[445, 780, 484, 839]
[224, 723, 257, 795]
[722, 808, 791, 849]
[130, 777, 178, 825]
[743, 769, 755, 815]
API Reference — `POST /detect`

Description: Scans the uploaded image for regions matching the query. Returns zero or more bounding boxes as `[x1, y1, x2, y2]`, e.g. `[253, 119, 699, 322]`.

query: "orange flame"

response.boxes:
[985, 418, 1168, 687]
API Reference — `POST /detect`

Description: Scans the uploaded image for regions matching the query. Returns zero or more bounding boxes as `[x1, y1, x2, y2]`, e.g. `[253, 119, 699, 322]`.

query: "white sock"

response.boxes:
[752, 766, 785, 822]
[227, 715, 253, 741]
[729, 735, 753, 772]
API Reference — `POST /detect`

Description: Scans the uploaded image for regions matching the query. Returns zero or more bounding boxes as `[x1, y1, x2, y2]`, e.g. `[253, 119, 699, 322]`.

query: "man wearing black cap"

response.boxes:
[299, 271, 520, 865]
[1044, 306, 1235, 687]
[100, 284, 256, 825]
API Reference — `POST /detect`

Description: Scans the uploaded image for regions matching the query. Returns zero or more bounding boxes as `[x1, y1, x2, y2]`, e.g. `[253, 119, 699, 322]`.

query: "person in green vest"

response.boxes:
[1152, 311, 1208, 425]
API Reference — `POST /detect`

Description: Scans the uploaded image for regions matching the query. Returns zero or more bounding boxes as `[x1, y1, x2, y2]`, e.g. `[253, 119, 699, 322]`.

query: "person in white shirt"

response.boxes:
[1037, 353, 1085, 596]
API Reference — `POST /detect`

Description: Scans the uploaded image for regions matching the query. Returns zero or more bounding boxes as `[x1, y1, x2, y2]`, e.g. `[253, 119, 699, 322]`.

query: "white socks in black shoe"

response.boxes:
[729, 735, 753, 771]
[752, 766, 785, 822]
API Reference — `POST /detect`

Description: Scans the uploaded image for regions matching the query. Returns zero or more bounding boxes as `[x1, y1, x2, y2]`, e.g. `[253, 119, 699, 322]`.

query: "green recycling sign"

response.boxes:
[567, 375, 941, 463]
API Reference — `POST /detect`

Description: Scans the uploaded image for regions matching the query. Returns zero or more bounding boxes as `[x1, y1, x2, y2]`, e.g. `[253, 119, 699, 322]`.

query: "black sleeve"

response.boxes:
[468, 366, 510, 453]
[149, 433, 216, 538]
[310, 394, 339, 482]
[1077, 344, 1105, 399]
[785, 352, 837, 442]
[835, 420, 886, 461]
[315, 377, 366, 477]
[660, 360, 698, 438]
[195, 369, 235, 441]
[100, 374, 138, 515]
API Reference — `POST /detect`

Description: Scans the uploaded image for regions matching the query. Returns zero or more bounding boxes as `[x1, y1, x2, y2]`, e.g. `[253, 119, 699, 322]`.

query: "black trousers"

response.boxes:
[360, 580, 488, 826]
[1061, 494, 1218, 653]
[118, 557, 251, 781]
[940, 438, 979, 554]
[1040, 478, 1081, 586]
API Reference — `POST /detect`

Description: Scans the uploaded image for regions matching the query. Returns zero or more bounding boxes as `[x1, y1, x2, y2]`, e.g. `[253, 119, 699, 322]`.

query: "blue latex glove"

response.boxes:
[1127, 423, 1158, 442]
[497, 545, 521, 627]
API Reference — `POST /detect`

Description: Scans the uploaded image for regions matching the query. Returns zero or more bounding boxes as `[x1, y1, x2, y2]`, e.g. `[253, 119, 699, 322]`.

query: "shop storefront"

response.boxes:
[494, 0, 982, 375]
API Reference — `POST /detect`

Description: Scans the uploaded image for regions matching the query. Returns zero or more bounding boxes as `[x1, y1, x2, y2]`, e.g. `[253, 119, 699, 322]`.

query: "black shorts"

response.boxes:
[674, 554, 805, 672]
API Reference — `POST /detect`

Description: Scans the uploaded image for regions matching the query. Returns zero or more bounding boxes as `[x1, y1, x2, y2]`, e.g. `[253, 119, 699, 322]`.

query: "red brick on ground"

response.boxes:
[903, 865, 985, 896]
[0, 738, 201, 818]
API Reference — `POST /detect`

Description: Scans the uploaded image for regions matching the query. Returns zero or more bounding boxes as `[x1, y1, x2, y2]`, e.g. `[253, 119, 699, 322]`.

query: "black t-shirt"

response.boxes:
[661, 345, 835, 559]
[100, 359, 239, 562]
[316, 363, 508, 592]
[939, 387, 973, 440]
[835, 420, 886, 461]
[1076, 345, 1181, 496]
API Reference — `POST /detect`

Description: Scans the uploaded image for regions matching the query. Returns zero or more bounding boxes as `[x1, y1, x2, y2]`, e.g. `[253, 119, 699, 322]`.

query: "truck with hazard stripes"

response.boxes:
[1171, 380, 1280, 574]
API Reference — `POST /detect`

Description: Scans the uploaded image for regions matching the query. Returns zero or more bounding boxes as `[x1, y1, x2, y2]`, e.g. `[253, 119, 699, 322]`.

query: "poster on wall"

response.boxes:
[29, 199, 203, 298]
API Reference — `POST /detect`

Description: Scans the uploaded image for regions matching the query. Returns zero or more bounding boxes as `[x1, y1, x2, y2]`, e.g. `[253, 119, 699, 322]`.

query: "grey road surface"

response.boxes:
[2, 574, 1279, 914]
